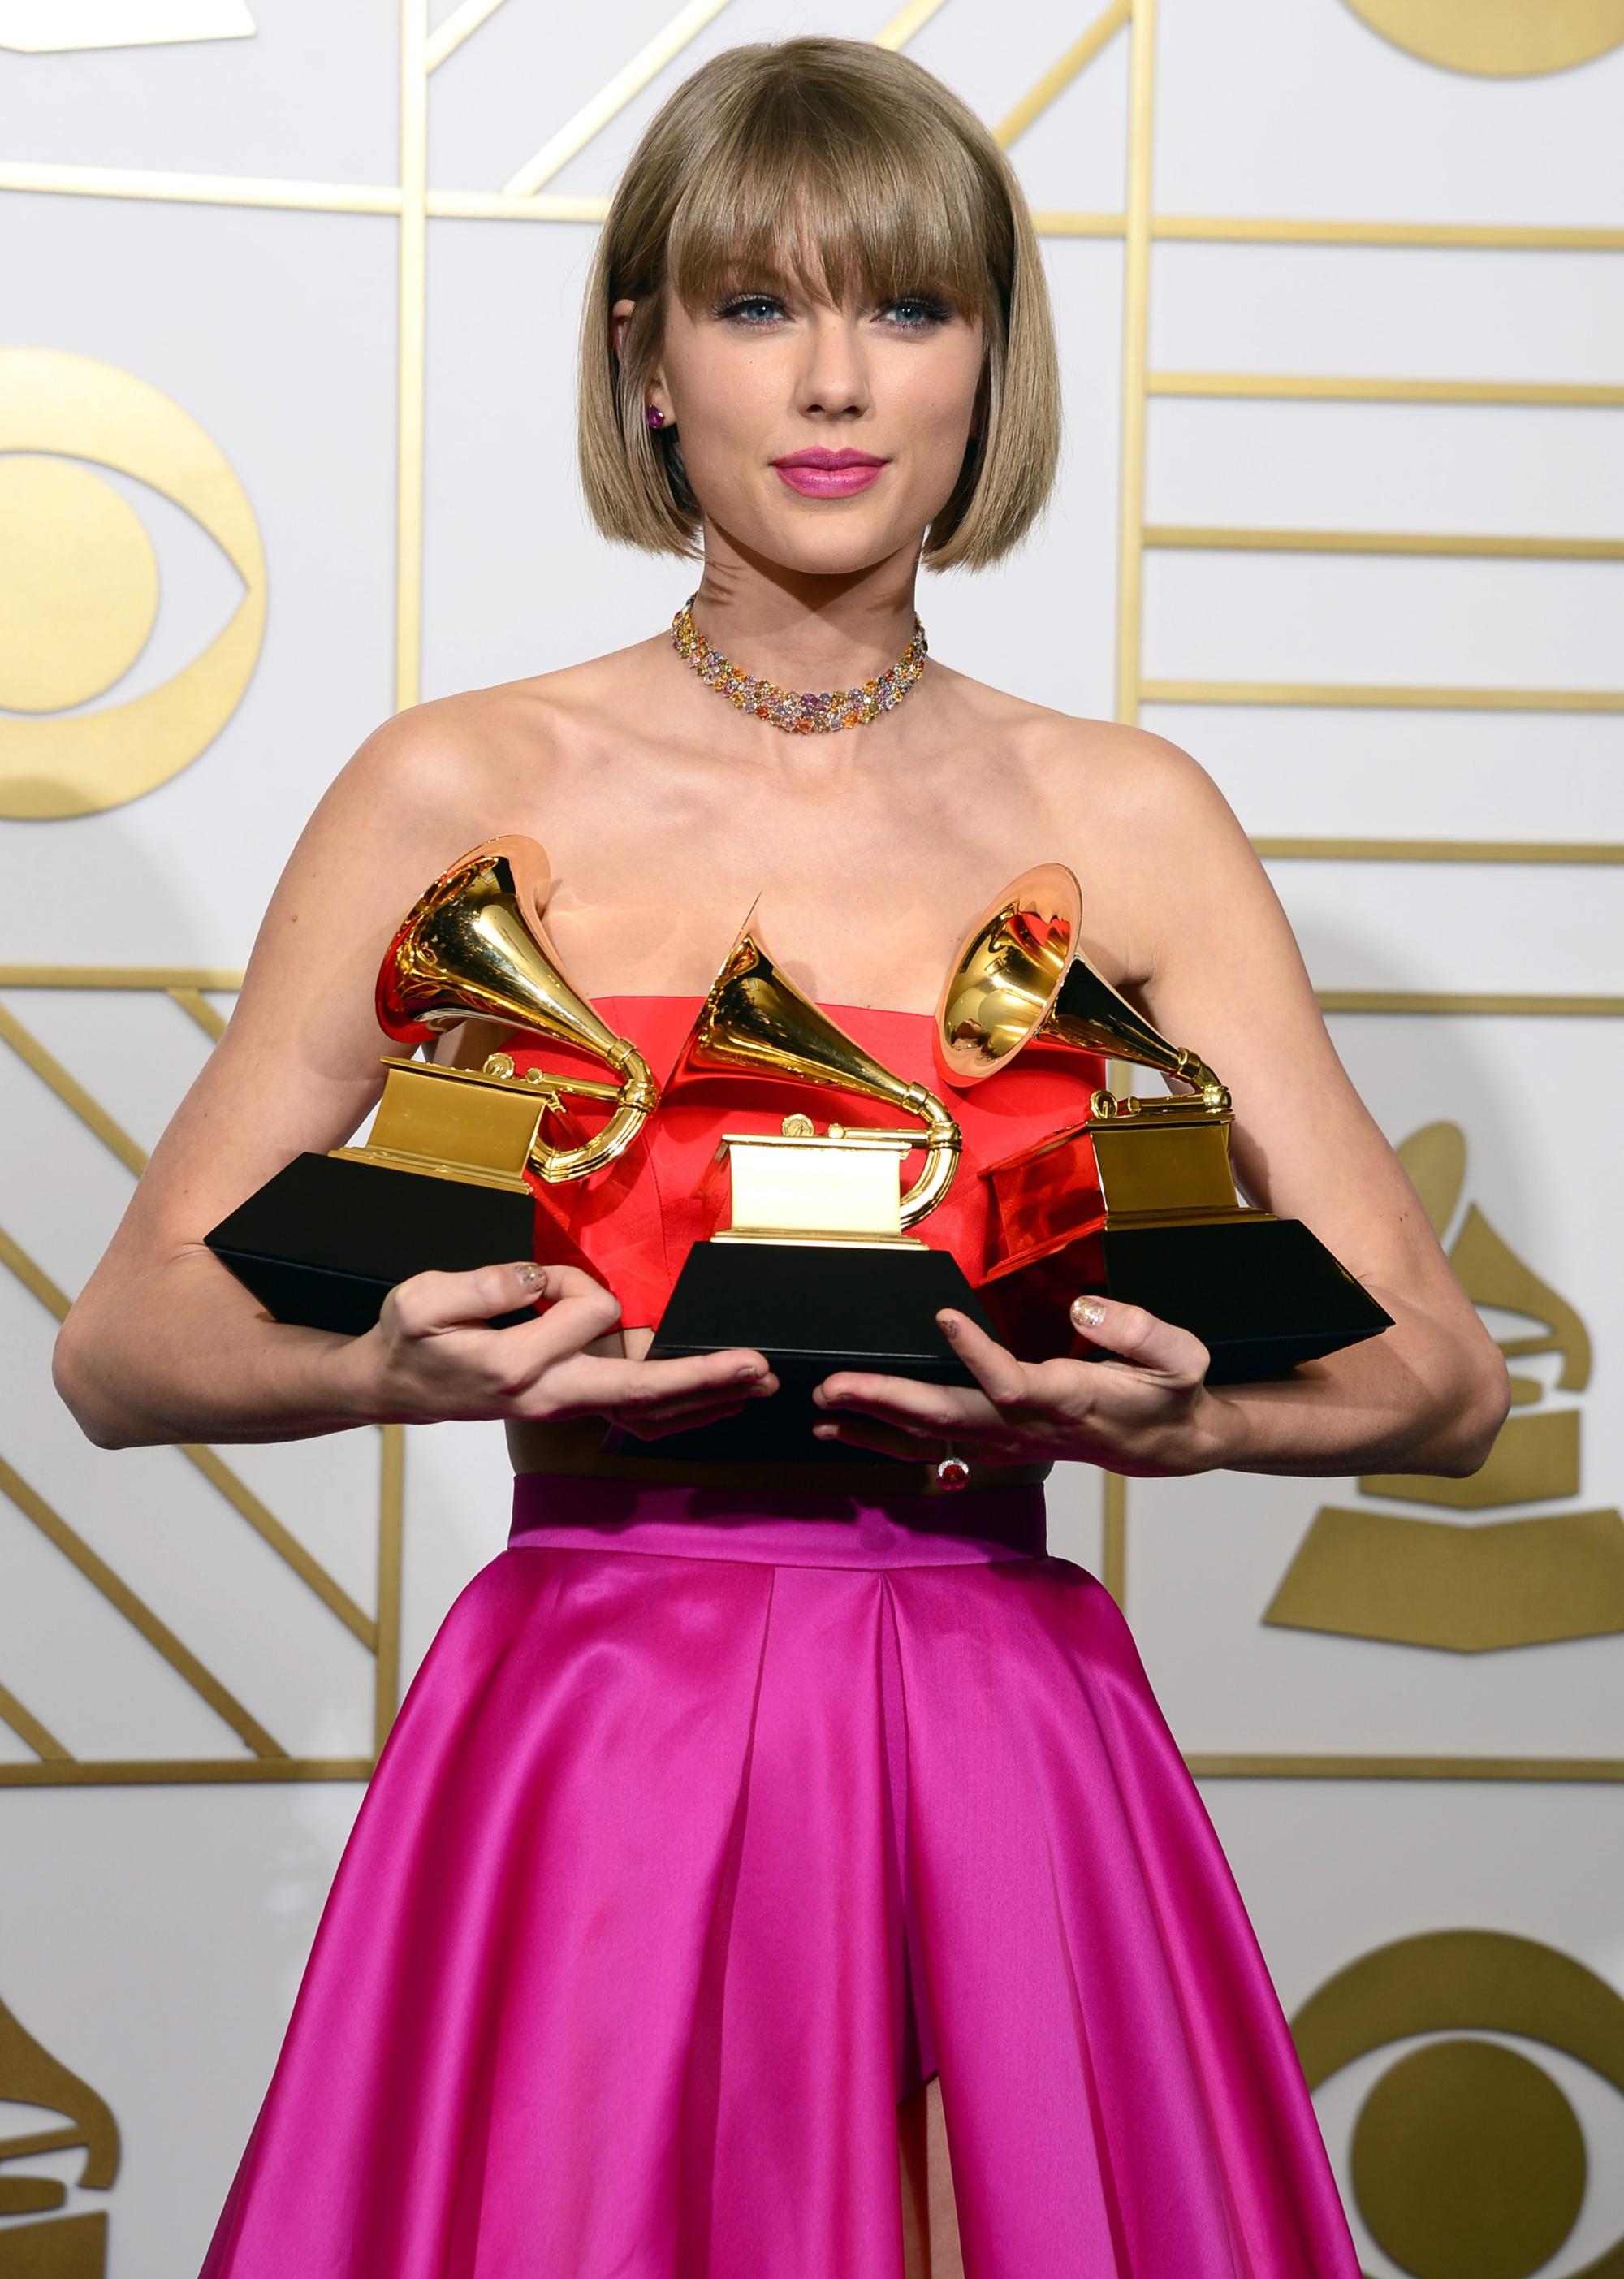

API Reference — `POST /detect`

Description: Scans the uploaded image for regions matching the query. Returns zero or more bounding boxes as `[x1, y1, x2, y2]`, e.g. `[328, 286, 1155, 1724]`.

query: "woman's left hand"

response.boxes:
[811, 1297, 1231, 1477]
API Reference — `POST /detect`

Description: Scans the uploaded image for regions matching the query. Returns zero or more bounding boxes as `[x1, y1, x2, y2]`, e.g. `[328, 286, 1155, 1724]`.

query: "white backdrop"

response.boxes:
[2, 3, 1622, 2272]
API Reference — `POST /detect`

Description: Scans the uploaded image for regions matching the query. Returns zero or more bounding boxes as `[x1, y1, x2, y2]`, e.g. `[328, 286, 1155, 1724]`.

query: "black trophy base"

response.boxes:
[625, 1238, 1000, 1461]
[205, 1152, 546, 1338]
[983, 1215, 1393, 1386]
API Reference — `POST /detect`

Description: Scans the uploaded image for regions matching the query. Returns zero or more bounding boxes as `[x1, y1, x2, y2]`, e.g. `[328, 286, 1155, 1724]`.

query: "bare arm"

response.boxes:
[52, 705, 772, 1450]
[1123, 735, 1508, 1477]
[814, 731, 1510, 1481]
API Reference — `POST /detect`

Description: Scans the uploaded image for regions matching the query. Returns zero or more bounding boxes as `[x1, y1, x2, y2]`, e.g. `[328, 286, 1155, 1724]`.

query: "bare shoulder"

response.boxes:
[931, 663, 1248, 858]
[934, 667, 1264, 988]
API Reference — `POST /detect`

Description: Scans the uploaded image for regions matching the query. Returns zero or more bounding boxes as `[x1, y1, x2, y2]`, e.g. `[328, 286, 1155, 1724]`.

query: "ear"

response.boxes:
[609, 295, 636, 364]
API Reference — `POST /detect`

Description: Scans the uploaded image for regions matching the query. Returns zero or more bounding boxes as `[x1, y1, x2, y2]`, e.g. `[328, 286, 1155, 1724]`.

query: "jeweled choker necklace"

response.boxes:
[669, 593, 927, 733]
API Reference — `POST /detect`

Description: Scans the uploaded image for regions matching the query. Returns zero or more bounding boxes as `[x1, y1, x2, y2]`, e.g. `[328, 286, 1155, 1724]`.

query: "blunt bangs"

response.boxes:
[663, 93, 1011, 345]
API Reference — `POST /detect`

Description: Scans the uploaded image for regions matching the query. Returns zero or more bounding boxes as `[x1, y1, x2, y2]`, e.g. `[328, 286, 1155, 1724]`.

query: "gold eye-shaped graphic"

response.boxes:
[1341, 0, 1624, 76]
[1294, 1930, 1624, 2279]
[0, 347, 266, 819]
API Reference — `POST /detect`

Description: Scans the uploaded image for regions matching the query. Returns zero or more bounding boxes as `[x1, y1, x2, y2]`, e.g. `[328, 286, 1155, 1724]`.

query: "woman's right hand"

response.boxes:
[342, 1260, 779, 1438]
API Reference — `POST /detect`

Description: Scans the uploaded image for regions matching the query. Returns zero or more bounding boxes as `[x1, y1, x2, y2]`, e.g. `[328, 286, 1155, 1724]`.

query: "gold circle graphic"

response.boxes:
[1351, 2038, 1584, 2279]
[0, 455, 158, 712]
[0, 348, 266, 820]
[1294, 1931, 1624, 2279]
[1341, 0, 1624, 76]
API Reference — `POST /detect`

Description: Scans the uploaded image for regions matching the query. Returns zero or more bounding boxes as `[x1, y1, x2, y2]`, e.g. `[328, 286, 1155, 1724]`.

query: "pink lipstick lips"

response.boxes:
[771, 448, 888, 498]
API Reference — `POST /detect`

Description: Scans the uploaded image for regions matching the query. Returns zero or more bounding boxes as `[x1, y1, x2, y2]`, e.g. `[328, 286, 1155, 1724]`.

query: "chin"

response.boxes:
[759, 519, 910, 577]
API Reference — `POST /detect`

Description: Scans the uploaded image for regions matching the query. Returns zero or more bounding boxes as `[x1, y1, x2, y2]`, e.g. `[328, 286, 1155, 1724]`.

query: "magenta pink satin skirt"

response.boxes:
[198, 1474, 1359, 2277]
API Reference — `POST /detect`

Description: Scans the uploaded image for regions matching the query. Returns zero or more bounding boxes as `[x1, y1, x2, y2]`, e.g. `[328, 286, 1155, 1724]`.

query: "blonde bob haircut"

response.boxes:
[577, 35, 1061, 573]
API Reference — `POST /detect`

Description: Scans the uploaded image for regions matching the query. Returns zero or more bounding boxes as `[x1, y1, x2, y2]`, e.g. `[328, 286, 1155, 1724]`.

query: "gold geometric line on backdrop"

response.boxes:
[0, 1679, 70, 1761]
[502, 0, 736, 197]
[991, 0, 1129, 148]
[0, 1452, 286, 1761]
[0, 1004, 143, 1174]
[1254, 841, 1624, 865]
[1186, 1749, 1624, 1782]
[397, 0, 427, 716]
[0, 968, 243, 991]
[1146, 529, 1624, 562]
[0, 975, 403, 1786]
[1319, 992, 1624, 1016]
[0, 160, 406, 213]
[425, 0, 508, 74]
[1151, 372, 1624, 408]
[1142, 681, 1624, 714]
[166, 987, 228, 1040]
[6, 161, 1624, 254]
[873, 0, 952, 50]
[1116, 0, 1157, 730]
[1150, 217, 1624, 252]
[0, 1224, 376, 1649]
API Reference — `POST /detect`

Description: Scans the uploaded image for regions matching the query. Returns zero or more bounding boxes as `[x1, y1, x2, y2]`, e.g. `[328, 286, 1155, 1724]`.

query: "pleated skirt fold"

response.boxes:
[198, 1475, 1360, 2279]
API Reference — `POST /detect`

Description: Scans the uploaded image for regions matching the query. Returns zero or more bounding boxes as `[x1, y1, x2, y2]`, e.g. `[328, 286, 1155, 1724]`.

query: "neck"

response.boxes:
[685, 543, 921, 692]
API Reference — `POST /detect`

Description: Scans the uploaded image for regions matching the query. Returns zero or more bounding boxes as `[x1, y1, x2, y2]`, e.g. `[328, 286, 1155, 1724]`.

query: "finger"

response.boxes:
[935, 1309, 1034, 1409]
[810, 1415, 952, 1463]
[811, 1371, 1001, 1436]
[620, 1399, 753, 1440]
[385, 1259, 615, 1342]
[620, 1375, 779, 1425]
[545, 1349, 777, 1417]
[1069, 1294, 1209, 1382]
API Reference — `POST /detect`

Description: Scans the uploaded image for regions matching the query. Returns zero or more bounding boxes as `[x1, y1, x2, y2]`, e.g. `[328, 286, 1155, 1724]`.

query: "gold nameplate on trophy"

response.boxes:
[711, 1118, 923, 1244]
[330, 1057, 554, 1195]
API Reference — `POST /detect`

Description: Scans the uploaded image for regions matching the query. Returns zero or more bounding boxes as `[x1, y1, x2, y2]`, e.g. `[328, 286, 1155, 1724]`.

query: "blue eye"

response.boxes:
[884, 297, 948, 329]
[717, 295, 785, 325]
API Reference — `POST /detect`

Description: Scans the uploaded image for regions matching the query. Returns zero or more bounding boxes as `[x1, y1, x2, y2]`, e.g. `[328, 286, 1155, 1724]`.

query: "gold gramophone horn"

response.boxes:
[376, 836, 659, 1183]
[672, 906, 960, 1229]
[935, 862, 1229, 1114]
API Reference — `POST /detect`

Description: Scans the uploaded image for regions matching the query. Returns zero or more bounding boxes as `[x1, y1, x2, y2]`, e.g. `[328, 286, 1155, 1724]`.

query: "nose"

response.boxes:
[793, 306, 873, 421]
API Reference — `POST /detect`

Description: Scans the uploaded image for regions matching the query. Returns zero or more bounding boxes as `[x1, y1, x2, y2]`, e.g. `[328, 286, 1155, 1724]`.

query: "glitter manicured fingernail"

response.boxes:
[1071, 1295, 1107, 1330]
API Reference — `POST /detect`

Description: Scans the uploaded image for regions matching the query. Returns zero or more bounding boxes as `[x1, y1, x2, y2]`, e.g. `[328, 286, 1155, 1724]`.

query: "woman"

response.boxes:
[54, 34, 1507, 2279]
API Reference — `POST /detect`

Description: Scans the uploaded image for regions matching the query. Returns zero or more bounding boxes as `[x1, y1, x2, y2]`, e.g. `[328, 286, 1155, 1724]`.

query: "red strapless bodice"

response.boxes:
[493, 996, 1104, 1330]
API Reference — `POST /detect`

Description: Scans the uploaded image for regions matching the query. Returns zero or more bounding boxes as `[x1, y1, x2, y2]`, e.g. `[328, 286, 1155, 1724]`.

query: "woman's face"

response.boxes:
[613, 260, 986, 577]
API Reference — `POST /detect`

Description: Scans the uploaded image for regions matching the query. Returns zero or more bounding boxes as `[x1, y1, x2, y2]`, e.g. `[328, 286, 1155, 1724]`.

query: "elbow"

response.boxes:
[52, 1311, 139, 1451]
[1427, 1328, 1513, 1478]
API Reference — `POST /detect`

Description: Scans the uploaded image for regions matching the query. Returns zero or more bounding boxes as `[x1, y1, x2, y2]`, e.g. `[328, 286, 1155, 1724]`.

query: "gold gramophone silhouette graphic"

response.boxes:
[207, 836, 657, 1335]
[1266, 1122, 1622, 1651]
[637, 906, 995, 1456]
[0, 1993, 119, 2274]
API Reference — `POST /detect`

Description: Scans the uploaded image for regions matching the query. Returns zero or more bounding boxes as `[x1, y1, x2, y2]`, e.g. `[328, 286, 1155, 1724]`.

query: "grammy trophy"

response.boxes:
[205, 837, 657, 1336]
[936, 864, 1392, 1383]
[631, 906, 998, 1458]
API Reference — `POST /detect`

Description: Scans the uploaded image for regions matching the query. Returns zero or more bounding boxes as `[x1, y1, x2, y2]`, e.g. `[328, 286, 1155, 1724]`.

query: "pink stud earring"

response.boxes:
[646, 404, 665, 429]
